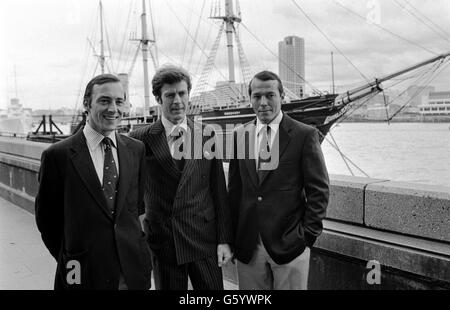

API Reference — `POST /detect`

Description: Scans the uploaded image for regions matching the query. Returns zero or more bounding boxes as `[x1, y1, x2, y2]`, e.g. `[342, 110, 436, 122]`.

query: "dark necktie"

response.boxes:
[170, 130, 185, 172]
[257, 125, 271, 179]
[102, 137, 118, 214]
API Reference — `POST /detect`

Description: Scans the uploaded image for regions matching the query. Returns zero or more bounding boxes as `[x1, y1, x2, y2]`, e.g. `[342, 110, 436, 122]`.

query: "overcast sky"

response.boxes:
[1, 0, 450, 110]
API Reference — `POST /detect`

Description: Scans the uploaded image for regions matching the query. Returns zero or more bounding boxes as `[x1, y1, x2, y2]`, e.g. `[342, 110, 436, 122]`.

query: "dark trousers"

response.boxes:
[152, 255, 223, 290]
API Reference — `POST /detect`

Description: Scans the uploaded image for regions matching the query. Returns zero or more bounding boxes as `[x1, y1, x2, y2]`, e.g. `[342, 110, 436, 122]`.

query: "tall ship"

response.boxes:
[116, 0, 450, 140]
[29, 0, 450, 143]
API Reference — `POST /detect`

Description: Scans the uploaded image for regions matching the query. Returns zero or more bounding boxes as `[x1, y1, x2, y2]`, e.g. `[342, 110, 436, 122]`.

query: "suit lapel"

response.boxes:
[114, 133, 132, 221]
[70, 130, 112, 220]
[278, 117, 292, 159]
[258, 123, 291, 186]
[242, 120, 259, 188]
[146, 120, 180, 180]
[177, 118, 198, 191]
[257, 114, 292, 186]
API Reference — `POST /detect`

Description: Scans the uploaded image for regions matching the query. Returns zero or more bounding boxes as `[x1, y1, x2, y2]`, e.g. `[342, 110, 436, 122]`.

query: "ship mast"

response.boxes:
[140, 0, 151, 113]
[211, 0, 242, 83]
[99, 1, 105, 74]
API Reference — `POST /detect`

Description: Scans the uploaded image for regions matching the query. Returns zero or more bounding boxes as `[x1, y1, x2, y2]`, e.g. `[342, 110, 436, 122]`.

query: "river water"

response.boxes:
[321, 122, 450, 188]
[54, 122, 449, 188]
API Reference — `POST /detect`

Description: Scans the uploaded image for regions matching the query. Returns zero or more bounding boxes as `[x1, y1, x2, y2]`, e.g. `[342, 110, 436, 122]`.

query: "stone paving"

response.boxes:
[0, 196, 237, 290]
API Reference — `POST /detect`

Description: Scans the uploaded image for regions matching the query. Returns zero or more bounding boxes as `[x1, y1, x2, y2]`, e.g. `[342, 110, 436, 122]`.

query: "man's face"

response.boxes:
[157, 80, 189, 124]
[86, 82, 125, 136]
[250, 78, 283, 124]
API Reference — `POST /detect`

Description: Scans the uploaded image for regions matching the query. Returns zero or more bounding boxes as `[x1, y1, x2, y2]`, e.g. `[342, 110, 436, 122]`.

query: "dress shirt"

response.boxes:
[255, 111, 283, 168]
[83, 123, 119, 185]
[161, 115, 188, 157]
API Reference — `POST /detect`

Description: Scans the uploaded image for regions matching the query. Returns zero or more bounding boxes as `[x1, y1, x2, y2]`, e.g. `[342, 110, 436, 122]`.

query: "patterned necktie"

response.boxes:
[102, 137, 118, 214]
[257, 125, 271, 178]
[170, 130, 185, 172]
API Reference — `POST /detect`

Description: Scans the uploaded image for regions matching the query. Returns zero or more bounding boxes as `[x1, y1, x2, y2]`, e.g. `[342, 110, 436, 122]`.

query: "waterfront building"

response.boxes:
[419, 91, 450, 116]
[278, 36, 305, 98]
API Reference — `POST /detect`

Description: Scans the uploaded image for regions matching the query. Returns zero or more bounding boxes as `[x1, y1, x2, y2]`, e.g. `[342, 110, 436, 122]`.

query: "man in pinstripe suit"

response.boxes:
[129, 65, 233, 290]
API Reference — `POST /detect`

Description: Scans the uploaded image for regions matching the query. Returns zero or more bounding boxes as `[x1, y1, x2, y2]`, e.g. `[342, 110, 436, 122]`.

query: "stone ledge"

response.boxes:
[365, 181, 450, 242]
[316, 220, 450, 283]
[0, 137, 48, 161]
[327, 174, 387, 224]
[0, 153, 41, 172]
[0, 183, 35, 214]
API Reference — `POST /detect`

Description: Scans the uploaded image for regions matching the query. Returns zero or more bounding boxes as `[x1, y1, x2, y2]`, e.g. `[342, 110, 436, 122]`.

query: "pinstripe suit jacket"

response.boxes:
[129, 119, 232, 265]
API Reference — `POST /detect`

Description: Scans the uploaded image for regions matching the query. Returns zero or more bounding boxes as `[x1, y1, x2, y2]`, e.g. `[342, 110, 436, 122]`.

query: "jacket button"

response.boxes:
[257, 196, 263, 202]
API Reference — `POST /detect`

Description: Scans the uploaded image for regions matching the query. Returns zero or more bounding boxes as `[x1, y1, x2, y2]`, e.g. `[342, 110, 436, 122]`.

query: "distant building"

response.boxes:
[406, 85, 435, 107]
[419, 91, 450, 116]
[278, 36, 305, 98]
[366, 104, 390, 120]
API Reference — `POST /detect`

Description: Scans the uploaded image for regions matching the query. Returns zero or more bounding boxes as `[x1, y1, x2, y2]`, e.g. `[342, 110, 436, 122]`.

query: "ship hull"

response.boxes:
[191, 94, 339, 138]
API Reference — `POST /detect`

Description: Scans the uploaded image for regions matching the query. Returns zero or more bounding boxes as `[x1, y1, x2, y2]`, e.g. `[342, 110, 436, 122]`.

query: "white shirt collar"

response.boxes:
[161, 114, 188, 138]
[83, 122, 117, 151]
[256, 111, 283, 136]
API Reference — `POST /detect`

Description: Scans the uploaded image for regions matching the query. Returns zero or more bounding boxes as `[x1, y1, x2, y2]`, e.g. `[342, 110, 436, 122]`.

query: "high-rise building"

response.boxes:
[278, 36, 305, 98]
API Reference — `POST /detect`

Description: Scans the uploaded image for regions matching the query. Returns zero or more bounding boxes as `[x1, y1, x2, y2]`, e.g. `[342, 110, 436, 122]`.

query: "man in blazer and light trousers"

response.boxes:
[228, 71, 330, 290]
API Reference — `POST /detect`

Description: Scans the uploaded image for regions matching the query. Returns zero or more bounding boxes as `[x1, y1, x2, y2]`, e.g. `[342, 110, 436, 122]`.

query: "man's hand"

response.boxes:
[217, 244, 233, 267]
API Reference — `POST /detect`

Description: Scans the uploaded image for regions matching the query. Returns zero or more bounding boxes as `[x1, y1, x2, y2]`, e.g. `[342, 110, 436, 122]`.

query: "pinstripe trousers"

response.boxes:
[152, 254, 224, 290]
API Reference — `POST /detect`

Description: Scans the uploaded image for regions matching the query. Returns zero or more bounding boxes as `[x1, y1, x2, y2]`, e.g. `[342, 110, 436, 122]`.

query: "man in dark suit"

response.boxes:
[35, 74, 152, 290]
[228, 71, 329, 290]
[129, 65, 233, 290]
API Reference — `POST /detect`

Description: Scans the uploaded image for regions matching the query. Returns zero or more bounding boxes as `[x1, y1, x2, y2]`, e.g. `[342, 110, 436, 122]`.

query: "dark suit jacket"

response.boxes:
[35, 129, 152, 290]
[228, 113, 329, 265]
[129, 119, 233, 265]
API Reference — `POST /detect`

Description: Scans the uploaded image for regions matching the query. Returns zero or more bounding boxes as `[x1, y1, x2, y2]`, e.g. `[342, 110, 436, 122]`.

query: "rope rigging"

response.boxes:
[164, 1, 244, 104]
[324, 132, 371, 178]
[291, 0, 371, 84]
[401, 0, 450, 42]
[180, 1, 196, 68]
[186, 0, 207, 72]
[115, 0, 135, 73]
[394, 0, 450, 47]
[332, 0, 440, 56]
[387, 60, 450, 121]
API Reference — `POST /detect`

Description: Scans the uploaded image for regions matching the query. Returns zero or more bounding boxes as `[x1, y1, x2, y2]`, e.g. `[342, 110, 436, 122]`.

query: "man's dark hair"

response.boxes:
[248, 70, 284, 97]
[83, 74, 124, 110]
[152, 65, 192, 99]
